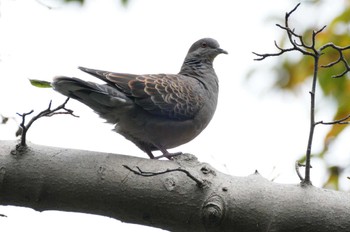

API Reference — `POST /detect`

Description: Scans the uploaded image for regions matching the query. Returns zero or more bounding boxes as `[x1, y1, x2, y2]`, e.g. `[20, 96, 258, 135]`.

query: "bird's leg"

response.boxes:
[144, 148, 155, 159]
[153, 147, 183, 160]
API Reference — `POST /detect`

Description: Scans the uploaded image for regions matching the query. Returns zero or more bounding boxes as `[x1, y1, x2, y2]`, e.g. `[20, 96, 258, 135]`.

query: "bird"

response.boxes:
[52, 38, 227, 159]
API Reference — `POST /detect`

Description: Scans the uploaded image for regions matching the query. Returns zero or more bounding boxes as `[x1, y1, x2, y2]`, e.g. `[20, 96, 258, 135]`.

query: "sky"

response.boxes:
[0, 0, 349, 231]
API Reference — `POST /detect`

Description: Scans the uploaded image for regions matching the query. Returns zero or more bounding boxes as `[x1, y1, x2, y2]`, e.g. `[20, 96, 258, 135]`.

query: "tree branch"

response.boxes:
[252, 3, 350, 186]
[1, 140, 350, 231]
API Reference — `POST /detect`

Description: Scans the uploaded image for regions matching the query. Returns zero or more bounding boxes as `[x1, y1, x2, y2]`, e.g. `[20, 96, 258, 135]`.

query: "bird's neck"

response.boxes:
[179, 58, 214, 76]
[179, 58, 218, 92]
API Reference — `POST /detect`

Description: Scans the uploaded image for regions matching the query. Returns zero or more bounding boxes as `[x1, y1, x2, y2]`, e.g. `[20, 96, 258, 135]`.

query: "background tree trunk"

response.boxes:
[0, 140, 349, 232]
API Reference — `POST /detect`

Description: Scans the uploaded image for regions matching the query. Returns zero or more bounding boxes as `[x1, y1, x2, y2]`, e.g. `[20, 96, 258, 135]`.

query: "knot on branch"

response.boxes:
[201, 165, 217, 176]
[201, 194, 225, 228]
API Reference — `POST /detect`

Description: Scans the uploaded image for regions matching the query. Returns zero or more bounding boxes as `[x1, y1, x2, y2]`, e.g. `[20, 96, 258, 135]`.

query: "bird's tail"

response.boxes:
[52, 77, 132, 123]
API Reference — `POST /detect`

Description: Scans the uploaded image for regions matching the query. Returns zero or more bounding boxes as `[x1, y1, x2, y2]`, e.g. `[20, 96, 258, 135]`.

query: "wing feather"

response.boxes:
[79, 67, 204, 120]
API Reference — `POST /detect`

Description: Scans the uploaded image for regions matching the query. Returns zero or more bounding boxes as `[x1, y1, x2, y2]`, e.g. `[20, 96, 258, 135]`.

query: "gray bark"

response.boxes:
[0, 140, 349, 232]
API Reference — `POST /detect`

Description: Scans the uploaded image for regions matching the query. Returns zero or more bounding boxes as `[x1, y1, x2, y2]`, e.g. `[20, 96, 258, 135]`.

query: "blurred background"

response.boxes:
[1, 0, 350, 231]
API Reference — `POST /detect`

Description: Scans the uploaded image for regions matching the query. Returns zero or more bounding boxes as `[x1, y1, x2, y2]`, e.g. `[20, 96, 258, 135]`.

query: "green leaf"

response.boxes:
[29, 79, 52, 88]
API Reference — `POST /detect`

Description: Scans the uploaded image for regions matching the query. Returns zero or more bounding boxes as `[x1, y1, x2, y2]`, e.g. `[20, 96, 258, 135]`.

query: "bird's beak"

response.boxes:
[217, 48, 228, 55]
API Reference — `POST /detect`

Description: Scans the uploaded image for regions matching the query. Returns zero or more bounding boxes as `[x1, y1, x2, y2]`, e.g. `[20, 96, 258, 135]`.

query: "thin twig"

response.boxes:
[295, 161, 304, 181]
[315, 114, 350, 125]
[320, 43, 350, 78]
[123, 165, 205, 187]
[16, 98, 78, 147]
[253, 4, 317, 61]
[295, 162, 313, 181]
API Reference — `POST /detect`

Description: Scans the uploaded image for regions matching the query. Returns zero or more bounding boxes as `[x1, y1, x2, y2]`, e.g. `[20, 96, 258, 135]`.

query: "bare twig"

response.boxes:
[253, 3, 316, 61]
[253, 41, 296, 60]
[315, 114, 350, 125]
[295, 161, 304, 181]
[253, 4, 350, 185]
[16, 98, 78, 148]
[123, 165, 205, 187]
[320, 43, 350, 78]
[295, 162, 313, 182]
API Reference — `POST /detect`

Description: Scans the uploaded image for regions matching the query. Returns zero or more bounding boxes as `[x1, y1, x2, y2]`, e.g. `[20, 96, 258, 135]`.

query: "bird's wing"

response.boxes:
[79, 66, 204, 120]
[78, 66, 138, 85]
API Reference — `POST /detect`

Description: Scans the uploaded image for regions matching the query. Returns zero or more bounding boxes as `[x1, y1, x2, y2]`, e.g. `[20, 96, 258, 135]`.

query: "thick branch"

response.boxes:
[1, 140, 350, 231]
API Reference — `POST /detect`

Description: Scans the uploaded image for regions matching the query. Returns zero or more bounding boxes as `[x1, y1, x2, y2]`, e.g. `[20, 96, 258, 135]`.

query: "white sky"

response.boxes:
[0, 0, 349, 231]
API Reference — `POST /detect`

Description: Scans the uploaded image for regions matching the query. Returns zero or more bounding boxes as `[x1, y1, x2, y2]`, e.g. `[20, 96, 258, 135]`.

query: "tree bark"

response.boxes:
[0, 140, 349, 232]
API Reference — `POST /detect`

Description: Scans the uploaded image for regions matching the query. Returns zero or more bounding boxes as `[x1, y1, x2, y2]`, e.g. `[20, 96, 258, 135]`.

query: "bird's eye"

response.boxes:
[201, 42, 207, 48]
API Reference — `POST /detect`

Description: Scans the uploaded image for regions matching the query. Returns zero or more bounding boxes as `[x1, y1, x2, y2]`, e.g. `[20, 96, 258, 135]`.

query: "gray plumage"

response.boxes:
[52, 38, 227, 159]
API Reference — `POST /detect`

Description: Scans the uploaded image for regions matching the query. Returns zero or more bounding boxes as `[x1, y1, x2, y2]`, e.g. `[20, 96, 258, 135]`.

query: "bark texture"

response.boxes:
[0, 140, 350, 232]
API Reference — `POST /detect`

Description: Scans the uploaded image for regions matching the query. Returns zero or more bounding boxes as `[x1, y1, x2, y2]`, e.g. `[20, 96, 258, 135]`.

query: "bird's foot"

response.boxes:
[153, 152, 183, 160]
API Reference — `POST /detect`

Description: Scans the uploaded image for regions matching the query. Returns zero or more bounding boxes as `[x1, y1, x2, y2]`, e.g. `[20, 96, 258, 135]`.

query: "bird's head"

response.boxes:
[186, 38, 228, 63]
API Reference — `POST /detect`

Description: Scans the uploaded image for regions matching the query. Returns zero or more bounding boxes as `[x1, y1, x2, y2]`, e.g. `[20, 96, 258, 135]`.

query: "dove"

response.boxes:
[52, 38, 227, 159]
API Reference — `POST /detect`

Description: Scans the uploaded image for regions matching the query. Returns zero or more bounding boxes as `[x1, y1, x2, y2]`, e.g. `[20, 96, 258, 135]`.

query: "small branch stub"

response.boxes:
[201, 194, 225, 229]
